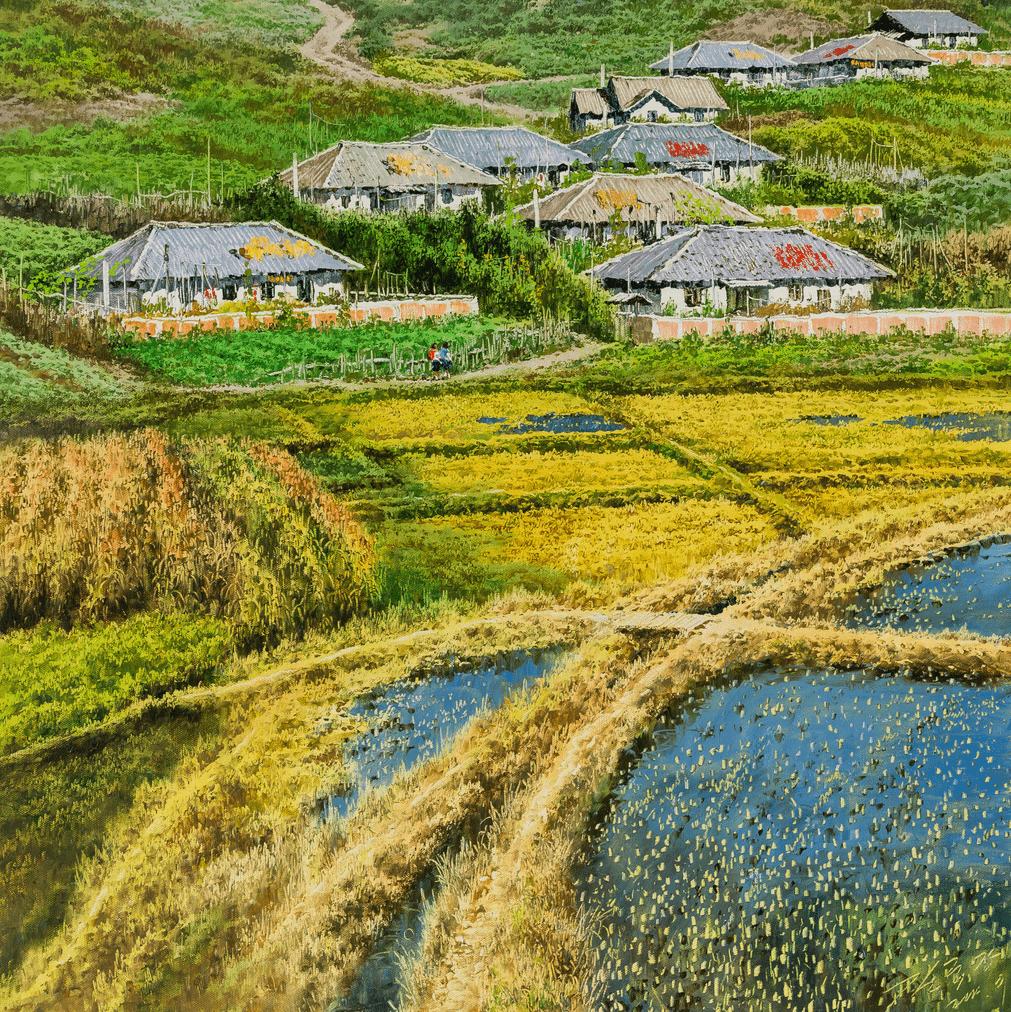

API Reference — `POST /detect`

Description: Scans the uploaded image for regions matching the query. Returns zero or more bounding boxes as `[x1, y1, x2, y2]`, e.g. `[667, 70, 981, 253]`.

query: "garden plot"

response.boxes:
[578, 666, 1011, 1010]
[847, 536, 1011, 638]
[323, 648, 562, 819]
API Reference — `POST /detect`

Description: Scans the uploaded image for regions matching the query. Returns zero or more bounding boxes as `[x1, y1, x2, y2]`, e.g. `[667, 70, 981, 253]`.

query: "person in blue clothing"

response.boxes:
[434, 342, 453, 379]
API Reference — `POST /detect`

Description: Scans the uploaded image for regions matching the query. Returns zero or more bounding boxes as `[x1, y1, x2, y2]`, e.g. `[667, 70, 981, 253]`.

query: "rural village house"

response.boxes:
[408, 126, 590, 183]
[588, 225, 893, 314]
[571, 123, 780, 185]
[569, 73, 727, 133]
[650, 40, 796, 88]
[278, 141, 500, 212]
[65, 221, 364, 314]
[792, 33, 934, 83]
[512, 172, 759, 242]
[870, 8, 986, 48]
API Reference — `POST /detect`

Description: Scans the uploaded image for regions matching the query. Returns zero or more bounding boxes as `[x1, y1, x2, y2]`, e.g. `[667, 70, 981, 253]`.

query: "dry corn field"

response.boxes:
[4, 376, 1011, 1011]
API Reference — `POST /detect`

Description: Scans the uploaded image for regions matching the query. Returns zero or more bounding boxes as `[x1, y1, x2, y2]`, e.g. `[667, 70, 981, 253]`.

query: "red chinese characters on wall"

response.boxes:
[665, 140, 710, 158]
[772, 243, 835, 271]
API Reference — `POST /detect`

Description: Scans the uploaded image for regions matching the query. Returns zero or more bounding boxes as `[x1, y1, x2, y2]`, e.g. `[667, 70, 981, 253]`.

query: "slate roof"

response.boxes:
[607, 75, 728, 112]
[589, 225, 893, 285]
[513, 173, 760, 226]
[571, 123, 780, 168]
[278, 141, 501, 191]
[874, 8, 986, 35]
[408, 126, 590, 172]
[650, 40, 796, 73]
[66, 221, 364, 282]
[794, 33, 934, 64]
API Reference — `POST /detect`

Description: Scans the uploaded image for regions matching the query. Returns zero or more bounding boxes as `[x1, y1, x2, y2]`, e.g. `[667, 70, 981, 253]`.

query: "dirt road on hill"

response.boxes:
[298, 0, 539, 121]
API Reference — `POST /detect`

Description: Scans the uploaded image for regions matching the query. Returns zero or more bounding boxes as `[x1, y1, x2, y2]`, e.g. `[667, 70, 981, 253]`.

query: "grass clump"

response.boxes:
[0, 429, 376, 640]
[374, 55, 523, 86]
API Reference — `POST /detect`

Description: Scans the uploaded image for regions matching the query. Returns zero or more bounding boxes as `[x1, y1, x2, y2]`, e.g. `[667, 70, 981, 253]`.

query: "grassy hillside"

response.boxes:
[101, 0, 323, 46]
[0, 0, 487, 196]
[348, 0, 1011, 76]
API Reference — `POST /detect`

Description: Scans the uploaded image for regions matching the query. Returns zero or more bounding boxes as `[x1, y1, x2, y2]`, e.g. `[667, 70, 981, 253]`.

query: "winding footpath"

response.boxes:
[297, 0, 574, 122]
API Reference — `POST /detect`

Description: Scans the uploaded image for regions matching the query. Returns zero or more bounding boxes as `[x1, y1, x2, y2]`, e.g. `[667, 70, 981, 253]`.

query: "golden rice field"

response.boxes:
[5, 363, 1011, 1010]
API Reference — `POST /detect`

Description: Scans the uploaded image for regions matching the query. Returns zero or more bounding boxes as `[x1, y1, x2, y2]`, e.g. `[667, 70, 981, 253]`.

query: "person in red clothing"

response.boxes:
[427, 342, 438, 377]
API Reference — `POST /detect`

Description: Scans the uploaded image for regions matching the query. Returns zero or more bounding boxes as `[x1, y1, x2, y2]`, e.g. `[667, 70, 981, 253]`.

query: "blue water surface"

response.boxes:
[579, 667, 1011, 1009]
[325, 648, 562, 820]
[847, 539, 1011, 638]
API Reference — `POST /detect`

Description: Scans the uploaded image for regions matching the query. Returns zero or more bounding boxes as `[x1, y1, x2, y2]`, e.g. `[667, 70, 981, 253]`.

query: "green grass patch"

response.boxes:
[102, 0, 323, 46]
[0, 216, 108, 290]
[486, 75, 596, 113]
[573, 328, 1011, 395]
[731, 66, 1011, 179]
[0, 612, 234, 755]
[0, 330, 132, 420]
[119, 316, 523, 386]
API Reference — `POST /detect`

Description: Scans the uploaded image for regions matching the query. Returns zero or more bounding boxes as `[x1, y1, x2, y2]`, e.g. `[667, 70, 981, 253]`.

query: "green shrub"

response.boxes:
[0, 613, 233, 754]
[375, 55, 523, 86]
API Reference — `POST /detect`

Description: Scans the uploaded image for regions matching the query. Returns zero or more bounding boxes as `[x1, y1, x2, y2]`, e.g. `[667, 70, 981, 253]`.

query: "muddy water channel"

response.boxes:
[885, 411, 1011, 441]
[847, 537, 1011, 638]
[578, 667, 1011, 1010]
[324, 648, 563, 820]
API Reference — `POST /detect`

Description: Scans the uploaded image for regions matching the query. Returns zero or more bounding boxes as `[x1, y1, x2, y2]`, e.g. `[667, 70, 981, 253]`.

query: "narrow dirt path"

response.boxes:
[298, 0, 538, 121]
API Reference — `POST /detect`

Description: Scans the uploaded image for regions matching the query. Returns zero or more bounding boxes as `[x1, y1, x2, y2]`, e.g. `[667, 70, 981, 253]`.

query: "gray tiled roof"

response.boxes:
[589, 225, 893, 285]
[794, 33, 934, 64]
[650, 40, 796, 73]
[571, 123, 780, 168]
[66, 221, 364, 282]
[513, 172, 760, 226]
[875, 8, 985, 35]
[278, 141, 501, 190]
[408, 126, 590, 172]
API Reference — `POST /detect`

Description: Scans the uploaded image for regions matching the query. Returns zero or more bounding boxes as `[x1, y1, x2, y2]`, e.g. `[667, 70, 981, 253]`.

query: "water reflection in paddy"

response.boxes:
[324, 648, 562, 820]
[578, 667, 1011, 1010]
[847, 538, 1011, 639]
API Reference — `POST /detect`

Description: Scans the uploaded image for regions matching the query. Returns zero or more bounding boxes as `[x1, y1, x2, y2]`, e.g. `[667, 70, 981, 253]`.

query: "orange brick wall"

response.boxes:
[118, 296, 479, 339]
[768, 205, 884, 224]
[928, 50, 1011, 67]
[636, 309, 1011, 342]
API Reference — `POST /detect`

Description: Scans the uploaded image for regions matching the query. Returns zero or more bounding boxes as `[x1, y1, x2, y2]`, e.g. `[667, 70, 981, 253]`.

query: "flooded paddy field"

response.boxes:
[578, 667, 1011, 1010]
[324, 648, 562, 820]
[847, 536, 1011, 638]
[884, 412, 1011, 442]
[479, 412, 626, 434]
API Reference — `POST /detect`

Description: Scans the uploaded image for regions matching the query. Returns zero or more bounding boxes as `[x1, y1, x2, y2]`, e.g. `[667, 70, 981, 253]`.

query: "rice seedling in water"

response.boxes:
[577, 667, 1011, 1010]
[323, 648, 563, 819]
[848, 537, 1011, 639]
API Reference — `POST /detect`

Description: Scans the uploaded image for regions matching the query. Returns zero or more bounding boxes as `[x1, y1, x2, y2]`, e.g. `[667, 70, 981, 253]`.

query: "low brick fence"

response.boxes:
[767, 205, 884, 224]
[119, 296, 479, 338]
[928, 49, 1011, 67]
[630, 309, 1011, 342]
